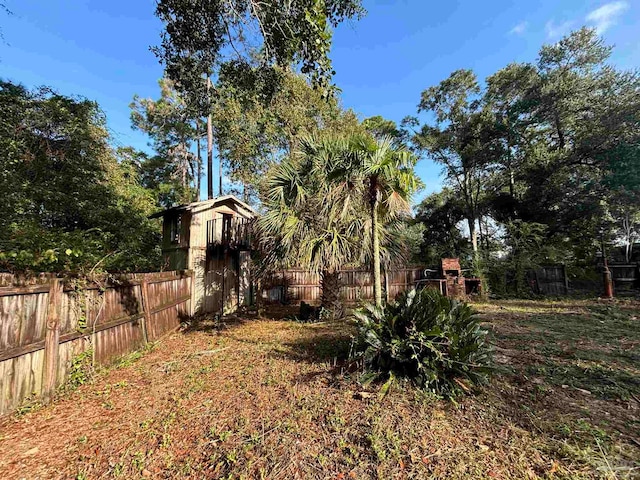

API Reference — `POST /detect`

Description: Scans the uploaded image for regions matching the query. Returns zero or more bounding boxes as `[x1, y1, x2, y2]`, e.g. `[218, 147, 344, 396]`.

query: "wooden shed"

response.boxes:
[150, 195, 257, 314]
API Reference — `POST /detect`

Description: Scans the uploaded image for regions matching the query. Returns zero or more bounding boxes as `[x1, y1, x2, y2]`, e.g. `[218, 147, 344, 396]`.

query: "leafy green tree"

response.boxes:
[605, 192, 640, 263]
[130, 78, 201, 203]
[152, 0, 365, 198]
[409, 28, 640, 290]
[258, 134, 366, 317]
[414, 189, 470, 265]
[503, 221, 548, 296]
[153, 0, 365, 98]
[213, 65, 362, 198]
[0, 80, 161, 273]
[410, 70, 498, 256]
[363, 115, 405, 144]
[484, 62, 539, 211]
[117, 147, 190, 209]
[336, 135, 422, 306]
[510, 30, 637, 238]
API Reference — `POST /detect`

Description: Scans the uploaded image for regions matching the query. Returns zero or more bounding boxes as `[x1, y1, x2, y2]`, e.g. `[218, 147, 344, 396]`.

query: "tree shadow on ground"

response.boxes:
[180, 312, 253, 335]
[481, 298, 640, 313]
[484, 307, 640, 442]
[278, 315, 355, 357]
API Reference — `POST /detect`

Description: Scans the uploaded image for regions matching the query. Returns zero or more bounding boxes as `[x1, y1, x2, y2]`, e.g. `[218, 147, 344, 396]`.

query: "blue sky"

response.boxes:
[1, 0, 638, 201]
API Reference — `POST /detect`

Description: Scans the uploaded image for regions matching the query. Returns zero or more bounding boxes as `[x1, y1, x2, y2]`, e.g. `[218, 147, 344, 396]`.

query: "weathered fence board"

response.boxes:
[608, 264, 640, 293]
[534, 265, 569, 295]
[262, 267, 426, 305]
[0, 270, 192, 417]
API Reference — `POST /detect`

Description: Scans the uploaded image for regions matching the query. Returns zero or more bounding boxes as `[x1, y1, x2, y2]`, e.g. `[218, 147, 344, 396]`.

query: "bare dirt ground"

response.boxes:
[0, 299, 638, 479]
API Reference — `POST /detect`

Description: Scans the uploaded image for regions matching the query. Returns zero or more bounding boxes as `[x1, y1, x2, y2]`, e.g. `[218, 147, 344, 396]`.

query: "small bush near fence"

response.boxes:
[352, 289, 492, 398]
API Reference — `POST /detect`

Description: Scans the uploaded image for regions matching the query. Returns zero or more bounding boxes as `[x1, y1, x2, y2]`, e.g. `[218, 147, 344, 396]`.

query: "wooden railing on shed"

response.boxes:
[206, 217, 253, 251]
[0, 270, 193, 417]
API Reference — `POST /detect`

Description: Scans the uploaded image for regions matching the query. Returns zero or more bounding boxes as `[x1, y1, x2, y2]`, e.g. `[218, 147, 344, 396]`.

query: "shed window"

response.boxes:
[169, 215, 181, 244]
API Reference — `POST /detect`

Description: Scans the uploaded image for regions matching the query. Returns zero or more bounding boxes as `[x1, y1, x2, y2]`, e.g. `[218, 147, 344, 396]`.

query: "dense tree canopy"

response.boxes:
[407, 28, 640, 292]
[363, 115, 405, 144]
[213, 65, 362, 197]
[153, 0, 365, 104]
[131, 67, 363, 203]
[152, 0, 366, 201]
[0, 80, 162, 273]
[414, 189, 470, 265]
[130, 78, 201, 204]
[3, 20, 638, 295]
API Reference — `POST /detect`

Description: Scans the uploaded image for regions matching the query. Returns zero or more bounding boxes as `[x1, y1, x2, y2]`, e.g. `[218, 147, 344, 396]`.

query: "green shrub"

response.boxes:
[64, 348, 94, 391]
[352, 288, 492, 397]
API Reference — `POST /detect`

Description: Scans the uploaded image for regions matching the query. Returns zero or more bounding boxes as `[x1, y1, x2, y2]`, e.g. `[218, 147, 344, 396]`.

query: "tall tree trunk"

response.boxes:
[480, 216, 491, 250]
[218, 138, 223, 196]
[506, 123, 515, 200]
[320, 270, 342, 319]
[623, 211, 632, 263]
[207, 77, 214, 199]
[196, 120, 202, 200]
[383, 265, 389, 304]
[509, 166, 515, 199]
[553, 110, 565, 150]
[371, 189, 382, 307]
[181, 159, 186, 190]
[468, 217, 478, 253]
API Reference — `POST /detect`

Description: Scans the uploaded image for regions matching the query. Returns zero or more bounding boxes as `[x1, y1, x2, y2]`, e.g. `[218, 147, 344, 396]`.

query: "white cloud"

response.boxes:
[509, 21, 528, 35]
[545, 19, 575, 39]
[586, 1, 629, 34]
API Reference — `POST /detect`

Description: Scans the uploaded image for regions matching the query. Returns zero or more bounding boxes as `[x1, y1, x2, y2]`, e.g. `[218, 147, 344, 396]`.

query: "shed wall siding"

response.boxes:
[185, 200, 254, 314]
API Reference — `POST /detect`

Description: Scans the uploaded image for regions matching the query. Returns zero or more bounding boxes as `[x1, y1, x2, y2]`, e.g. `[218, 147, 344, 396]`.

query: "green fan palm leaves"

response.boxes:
[258, 134, 365, 315]
[258, 132, 421, 314]
[332, 134, 423, 306]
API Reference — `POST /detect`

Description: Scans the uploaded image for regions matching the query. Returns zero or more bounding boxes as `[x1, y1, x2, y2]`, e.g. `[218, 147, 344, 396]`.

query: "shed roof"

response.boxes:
[148, 195, 257, 219]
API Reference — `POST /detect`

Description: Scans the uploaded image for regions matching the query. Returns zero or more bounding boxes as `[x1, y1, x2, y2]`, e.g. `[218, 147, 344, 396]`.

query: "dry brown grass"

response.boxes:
[0, 299, 638, 479]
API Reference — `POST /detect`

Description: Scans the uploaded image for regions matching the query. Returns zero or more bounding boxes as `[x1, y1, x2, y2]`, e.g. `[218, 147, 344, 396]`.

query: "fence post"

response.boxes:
[190, 269, 196, 316]
[562, 264, 569, 295]
[533, 269, 541, 295]
[42, 278, 63, 403]
[140, 278, 150, 344]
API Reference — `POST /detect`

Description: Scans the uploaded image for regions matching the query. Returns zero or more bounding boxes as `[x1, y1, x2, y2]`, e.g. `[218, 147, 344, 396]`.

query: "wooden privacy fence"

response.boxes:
[532, 264, 639, 295]
[532, 265, 569, 295]
[0, 270, 193, 417]
[261, 267, 426, 305]
[608, 264, 640, 293]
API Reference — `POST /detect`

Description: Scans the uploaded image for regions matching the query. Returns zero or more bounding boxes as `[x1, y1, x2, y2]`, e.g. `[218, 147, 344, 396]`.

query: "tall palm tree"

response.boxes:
[334, 135, 422, 307]
[258, 134, 365, 317]
[259, 133, 421, 313]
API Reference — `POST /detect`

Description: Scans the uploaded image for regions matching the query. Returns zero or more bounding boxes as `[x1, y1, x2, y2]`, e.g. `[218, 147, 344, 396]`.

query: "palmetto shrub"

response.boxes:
[352, 288, 492, 397]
